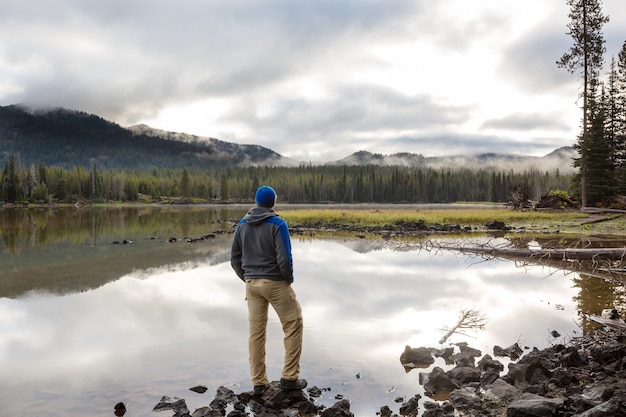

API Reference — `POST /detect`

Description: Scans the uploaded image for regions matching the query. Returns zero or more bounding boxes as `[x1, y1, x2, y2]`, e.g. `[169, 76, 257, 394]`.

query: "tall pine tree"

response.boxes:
[557, 0, 609, 207]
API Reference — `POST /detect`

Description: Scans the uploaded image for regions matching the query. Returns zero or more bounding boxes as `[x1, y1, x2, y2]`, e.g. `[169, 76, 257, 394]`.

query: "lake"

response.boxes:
[0, 205, 622, 416]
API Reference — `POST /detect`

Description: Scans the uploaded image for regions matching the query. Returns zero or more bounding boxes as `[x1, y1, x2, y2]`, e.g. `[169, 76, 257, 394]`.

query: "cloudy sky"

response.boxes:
[1, 0, 626, 162]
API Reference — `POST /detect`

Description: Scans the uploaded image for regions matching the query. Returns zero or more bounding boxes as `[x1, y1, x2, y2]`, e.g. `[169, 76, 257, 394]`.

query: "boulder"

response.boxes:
[400, 345, 435, 370]
[506, 393, 564, 417]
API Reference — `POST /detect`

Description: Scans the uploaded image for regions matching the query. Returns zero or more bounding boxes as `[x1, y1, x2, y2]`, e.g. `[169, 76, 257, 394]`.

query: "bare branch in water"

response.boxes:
[439, 309, 489, 344]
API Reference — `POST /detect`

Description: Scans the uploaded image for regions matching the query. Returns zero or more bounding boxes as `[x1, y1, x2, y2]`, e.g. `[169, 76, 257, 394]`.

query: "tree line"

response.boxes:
[1, 156, 570, 205]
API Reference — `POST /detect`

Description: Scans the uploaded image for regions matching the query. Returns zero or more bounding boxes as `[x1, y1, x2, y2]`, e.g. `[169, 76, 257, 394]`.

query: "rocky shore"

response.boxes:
[143, 321, 626, 417]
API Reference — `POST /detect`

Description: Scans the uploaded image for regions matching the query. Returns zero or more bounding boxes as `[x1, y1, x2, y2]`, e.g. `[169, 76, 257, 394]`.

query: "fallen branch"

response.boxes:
[437, 245, 626, 262]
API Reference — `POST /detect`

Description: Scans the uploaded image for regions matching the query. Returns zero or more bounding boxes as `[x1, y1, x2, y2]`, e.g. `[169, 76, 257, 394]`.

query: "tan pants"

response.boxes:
[246, 279, 303, 386]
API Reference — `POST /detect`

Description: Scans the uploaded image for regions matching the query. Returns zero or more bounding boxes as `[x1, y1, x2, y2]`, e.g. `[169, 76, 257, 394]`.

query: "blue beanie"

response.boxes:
[255, 186, 276, 208]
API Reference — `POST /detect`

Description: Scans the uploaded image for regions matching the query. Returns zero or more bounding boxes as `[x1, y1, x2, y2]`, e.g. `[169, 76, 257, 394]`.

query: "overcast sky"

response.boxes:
[1, 0, 626, 162]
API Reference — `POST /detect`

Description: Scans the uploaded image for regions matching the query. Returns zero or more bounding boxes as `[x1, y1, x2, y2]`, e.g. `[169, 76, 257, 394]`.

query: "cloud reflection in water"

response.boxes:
[0, 238, 580, 416]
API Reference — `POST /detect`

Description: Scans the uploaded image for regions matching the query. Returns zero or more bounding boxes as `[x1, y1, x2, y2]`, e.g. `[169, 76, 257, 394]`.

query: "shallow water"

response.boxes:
[0, 206, 621, 416]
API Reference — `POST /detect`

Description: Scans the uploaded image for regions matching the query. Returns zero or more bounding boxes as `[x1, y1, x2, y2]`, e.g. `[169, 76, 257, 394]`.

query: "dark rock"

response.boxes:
[448, 387, 483, 411]
[446, 366, 481, 385]
[190, 385, 208, 394]
[589, 343, 626, 366]
[152, 396, 189, 413]
[575, 397, 626, 417]
[307, 386, 328, 398]
[432, 347, 455, 365]
[486, 220, 506, 230]
[398, 394, 421, 417]
[506, 393, 563, 417]
[319, 399, 353, 417]
[420, 367, 460, 398]
[478, 354, 505, 372]
[559, 346, 586, 368]
[484, 379, 520, 403]
[114, 402, 126, 417]
[494, 343, 524, 360]
[378, 405, 393, 417]
[480, 369, 500, 386]
[190, 407, 220, 417]
[450, 343, 481, 367]
[400, 345, 435, 370]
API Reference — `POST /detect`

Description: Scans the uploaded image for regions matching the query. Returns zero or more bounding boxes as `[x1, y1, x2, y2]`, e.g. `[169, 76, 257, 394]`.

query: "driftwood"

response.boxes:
[406, 239, 626, 285]
[440, 245, 626, 262]
[588, 315, 626, 329]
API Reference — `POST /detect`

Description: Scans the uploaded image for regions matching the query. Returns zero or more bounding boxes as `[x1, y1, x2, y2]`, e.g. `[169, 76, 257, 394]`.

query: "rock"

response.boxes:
[506, 393, 564, 417]
[398, 394, 421, 417]
[378, 405, 393, 417]
[400, 345, 435, 370]
[189, 385, 208, 394]
[448, 387, 483, 411]
[484, 379, 520, 403]
[486, 220, 506, 230]
[152, 396, 189, 414]
[319, 399, 353, 417]
[588, 343, 626, 366]
[420, 367, 460, 398]
[494, 342, 524, 360]
[446, 366, 481, 385]
[190, 407, 220, 417]
[477, 353, 505, 373]
[450, 343, 481, 367]
[574, 397, 626, 417]
[113, 402, 126, 417]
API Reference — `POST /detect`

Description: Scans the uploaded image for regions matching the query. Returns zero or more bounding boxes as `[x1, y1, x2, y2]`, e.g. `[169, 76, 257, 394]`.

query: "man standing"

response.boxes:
[230, 185, 307, 396]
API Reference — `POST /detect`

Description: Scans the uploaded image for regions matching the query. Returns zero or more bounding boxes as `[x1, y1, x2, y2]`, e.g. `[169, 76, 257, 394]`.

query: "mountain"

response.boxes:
[332, 147, 577, 173]
[0, 104, 576, 172]
[0, 104, 291, 169]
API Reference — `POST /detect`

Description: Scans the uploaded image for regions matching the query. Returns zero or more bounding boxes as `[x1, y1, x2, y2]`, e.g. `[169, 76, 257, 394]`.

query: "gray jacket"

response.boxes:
[230, 207, 294, 282]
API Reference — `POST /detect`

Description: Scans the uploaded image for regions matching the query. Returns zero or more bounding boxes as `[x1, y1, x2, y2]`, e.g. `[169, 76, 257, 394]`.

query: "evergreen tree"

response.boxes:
[616, 41, 626, 192]
[557, 0, 609, 207]
[2, 155, 21, 202]
[584, 84, 615, 203]
[180, 168, 191, 198]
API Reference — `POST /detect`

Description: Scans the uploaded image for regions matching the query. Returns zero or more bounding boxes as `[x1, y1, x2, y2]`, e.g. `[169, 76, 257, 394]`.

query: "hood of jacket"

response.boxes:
[242, 206, 277, 226]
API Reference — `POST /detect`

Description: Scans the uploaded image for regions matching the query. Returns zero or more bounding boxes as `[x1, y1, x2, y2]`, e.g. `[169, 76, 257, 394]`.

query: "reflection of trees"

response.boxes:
[0, 206, 247, 252]
[573, 274, 626, 334]
[0, 206, 249, 298]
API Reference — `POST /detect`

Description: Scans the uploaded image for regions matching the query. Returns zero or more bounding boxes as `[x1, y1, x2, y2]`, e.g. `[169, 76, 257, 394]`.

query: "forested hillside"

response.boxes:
[0, 105, 286, 169]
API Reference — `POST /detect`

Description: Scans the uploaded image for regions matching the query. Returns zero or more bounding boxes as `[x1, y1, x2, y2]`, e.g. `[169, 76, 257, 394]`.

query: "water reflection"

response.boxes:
[2, 234, 620, 417]
[0, 206, 247, 297]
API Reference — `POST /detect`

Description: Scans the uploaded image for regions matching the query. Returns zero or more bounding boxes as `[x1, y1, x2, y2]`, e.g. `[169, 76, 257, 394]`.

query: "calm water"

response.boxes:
[0, 206, 622, 416]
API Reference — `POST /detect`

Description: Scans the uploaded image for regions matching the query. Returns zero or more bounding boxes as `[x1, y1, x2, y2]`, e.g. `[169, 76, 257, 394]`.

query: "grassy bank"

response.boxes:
[278, 207, 626, 236]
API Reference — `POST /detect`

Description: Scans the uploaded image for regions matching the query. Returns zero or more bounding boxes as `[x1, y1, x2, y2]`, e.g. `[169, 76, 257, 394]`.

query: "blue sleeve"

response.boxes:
[268, 217, 294, 282]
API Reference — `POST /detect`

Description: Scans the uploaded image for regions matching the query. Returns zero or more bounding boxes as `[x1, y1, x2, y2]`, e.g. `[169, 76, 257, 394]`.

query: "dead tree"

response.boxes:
[507, 184, 532, 209]
[439, 309, 489, 344]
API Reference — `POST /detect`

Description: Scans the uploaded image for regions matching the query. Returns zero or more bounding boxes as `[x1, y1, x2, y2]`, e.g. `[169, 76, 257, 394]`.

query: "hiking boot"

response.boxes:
[253, 384, 268, 396]
[279, 378, 308, 390]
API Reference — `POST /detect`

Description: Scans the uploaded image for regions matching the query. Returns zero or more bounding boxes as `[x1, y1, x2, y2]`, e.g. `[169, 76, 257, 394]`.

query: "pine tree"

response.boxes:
[584, 84, 615, 203]
[616, 41, 626, 192]
[557, 0, 609, 207]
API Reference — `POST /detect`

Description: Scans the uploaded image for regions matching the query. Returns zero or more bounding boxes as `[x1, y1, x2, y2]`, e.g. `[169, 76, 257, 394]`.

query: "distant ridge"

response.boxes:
[331, 147, 576, 173]
[0, 105, 290, 169]
[0, 104, 575, 172]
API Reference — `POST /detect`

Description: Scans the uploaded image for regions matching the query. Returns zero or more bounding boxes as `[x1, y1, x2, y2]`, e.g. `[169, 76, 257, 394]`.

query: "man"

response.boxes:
[230, 185, 307, 396]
